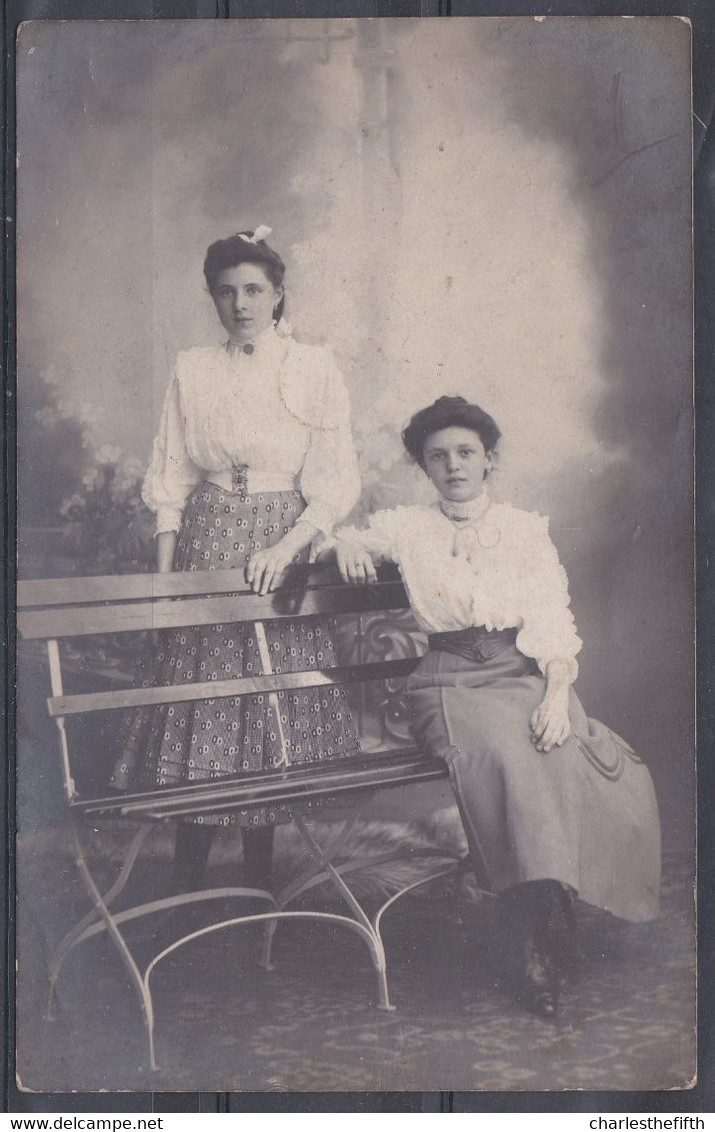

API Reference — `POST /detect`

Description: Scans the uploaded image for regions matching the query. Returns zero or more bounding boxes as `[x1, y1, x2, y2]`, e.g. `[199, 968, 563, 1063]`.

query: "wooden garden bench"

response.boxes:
[17, 564, 462, 1072]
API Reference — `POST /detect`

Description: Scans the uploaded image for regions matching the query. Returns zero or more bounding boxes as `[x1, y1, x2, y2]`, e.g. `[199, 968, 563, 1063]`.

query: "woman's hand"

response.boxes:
[246, 542, 296, 596]
[246, 524, 317, 595]
[530, 659, 573, 752]
[336, 541, 378, 586]
[530, 689, 571, 752]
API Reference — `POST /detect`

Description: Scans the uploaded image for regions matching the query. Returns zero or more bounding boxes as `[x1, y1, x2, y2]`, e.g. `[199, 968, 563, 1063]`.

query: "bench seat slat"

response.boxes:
[133, 762, 448, 819]
[48, 657, 421, 717]
[19, 583, 410, 640]
[71, 750, 448, 816]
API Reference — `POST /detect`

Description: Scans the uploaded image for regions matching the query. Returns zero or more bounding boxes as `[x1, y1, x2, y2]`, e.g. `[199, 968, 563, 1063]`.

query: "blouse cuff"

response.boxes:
[298, 501, 336, 539]
[307, 530, 334, 564]
[534, 655, 579, 683]
[154, 507, 184, 537]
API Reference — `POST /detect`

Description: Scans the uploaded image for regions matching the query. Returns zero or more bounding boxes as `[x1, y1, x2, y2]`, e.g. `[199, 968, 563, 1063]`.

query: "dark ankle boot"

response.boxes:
[498, 881, 573, 1019]
[521, 925, 558, 1018]
[542, 882, 578, 989]
[171, 821, 215, 894]
[241, 825, 275, 891]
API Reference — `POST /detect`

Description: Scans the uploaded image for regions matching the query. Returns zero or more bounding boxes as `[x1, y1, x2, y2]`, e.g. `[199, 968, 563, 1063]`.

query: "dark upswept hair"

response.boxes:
[402, 396, 501, 469]
[203, 231, 286, 323]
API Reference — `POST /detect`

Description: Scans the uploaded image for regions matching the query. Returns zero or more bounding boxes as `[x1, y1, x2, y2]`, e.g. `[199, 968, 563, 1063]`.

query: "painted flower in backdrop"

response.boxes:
[61, 446, 154, 573]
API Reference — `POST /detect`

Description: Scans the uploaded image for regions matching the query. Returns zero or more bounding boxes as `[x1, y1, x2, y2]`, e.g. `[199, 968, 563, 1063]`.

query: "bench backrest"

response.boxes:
[17, 565, 434, 814]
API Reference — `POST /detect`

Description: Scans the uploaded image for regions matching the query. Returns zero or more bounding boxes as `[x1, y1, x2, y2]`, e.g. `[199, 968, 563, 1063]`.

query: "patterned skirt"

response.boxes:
[111, 481, 361, 826]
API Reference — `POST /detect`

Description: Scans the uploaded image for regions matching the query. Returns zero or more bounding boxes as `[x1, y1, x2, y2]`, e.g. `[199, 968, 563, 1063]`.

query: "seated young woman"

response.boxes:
[333, 395, 660, 1019]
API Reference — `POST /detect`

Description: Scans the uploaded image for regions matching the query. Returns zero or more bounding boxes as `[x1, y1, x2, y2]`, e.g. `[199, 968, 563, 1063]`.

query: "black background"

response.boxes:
[3, 0, 714, 1114]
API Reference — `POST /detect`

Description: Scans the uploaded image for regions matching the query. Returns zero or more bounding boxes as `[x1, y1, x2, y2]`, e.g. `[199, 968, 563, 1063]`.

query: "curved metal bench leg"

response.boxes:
[374, 965, 396, 1012]
[260, 873, 394, 1008]
[259, 805, 369, 972]
[329, 859, 395, 1012]
[46, 822, 154, 1020]
[259, 917, 279, 971]
[145, 908, 395, 1065]
[293, 814, 397, 1011]
[258, 807, 397, 1010]
[66, 818, 158, 1072]
[372, 860, 466, 972]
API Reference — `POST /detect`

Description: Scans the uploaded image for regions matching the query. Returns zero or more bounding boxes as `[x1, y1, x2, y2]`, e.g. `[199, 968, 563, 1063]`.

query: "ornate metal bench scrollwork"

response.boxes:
[336, 605, 425, 747]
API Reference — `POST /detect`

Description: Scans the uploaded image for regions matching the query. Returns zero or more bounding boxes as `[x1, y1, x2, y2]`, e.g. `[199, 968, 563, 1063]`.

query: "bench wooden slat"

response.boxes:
[18, 573, 184, 607]
[18, 582, 411, 640]
[23, 569, 431, 820]
[17, 566, 327, 608]
[49, 657, 421, 717]
[17, 564, 404, 609]
[72, 749, 448, 816]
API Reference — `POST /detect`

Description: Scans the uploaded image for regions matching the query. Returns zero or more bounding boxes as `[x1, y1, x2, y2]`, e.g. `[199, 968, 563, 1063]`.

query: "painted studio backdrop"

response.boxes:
[15, 17, 694, 1091]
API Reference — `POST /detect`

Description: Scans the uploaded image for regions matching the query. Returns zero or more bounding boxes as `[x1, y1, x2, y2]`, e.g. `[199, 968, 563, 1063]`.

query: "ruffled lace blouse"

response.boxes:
[336, 493, 583, 680]
[143, 326, 361, 536]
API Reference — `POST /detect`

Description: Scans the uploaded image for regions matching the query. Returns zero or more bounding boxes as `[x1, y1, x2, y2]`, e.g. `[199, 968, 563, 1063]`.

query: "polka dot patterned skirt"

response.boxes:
[110, 482, 361, 826]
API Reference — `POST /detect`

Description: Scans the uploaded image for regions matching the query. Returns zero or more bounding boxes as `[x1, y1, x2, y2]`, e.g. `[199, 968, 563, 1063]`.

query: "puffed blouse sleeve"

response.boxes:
[141, 372, 204, 536]
[333, 507, 408, 564]
[515, 513, 583, 682]
[297, 351, 361, 536]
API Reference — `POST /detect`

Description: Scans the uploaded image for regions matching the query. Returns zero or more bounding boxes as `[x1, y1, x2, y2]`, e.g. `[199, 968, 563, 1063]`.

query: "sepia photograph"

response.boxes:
[14, 16, 695, 1093]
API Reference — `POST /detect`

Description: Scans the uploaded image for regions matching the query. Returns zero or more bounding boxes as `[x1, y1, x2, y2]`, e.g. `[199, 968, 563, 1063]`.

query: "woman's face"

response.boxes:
[422, 426, 490, 502]
[212, 263, 283, 343]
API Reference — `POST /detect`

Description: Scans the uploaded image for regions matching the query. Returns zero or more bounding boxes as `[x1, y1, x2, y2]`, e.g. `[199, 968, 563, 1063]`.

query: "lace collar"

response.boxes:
[438, 490, 491, 524]
[225, 323, 285, 359]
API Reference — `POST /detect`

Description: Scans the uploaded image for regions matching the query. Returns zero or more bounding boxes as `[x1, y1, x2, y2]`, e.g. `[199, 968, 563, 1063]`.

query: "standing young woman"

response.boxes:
[334, 396, 660, 1018]
[112, 227, 362, 889]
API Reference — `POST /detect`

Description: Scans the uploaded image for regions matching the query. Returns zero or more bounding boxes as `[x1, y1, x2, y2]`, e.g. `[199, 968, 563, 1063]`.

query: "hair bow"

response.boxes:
[239, 225, 273, 244]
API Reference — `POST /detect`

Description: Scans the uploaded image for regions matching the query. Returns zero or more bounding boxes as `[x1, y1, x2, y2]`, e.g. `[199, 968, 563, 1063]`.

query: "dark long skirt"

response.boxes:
[111, 481, 361, 826]
[406, 631, 661, 922]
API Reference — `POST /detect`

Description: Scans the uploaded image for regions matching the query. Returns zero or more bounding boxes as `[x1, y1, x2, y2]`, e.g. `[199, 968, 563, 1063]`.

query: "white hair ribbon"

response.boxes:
[238, 225, 273, 244]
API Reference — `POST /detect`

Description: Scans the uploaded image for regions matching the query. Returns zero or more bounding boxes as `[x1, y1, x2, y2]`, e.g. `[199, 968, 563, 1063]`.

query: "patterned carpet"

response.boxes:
[15, 817, 695, 1094]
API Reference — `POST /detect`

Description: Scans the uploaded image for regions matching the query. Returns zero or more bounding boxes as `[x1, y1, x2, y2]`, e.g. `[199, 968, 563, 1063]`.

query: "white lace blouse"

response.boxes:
[142, 326, 361, 537]
[335, 492, 583, 680]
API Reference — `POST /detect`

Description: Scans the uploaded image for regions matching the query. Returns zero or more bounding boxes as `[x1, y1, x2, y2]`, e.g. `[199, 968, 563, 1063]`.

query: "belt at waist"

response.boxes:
[427, 626, 518, 663]
[208, 468, 301, 496]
